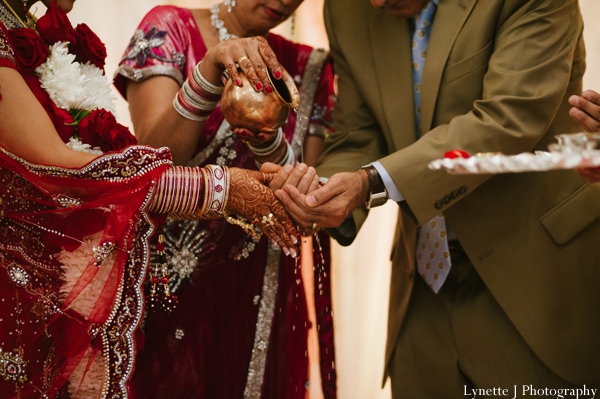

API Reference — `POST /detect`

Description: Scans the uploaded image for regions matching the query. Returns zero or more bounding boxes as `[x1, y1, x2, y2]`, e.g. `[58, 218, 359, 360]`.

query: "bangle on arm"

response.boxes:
[149, 164, 230, 219]
[173, 61, 223, 122]
[149, 166, 205, 216]
[248, 130, 296, 167]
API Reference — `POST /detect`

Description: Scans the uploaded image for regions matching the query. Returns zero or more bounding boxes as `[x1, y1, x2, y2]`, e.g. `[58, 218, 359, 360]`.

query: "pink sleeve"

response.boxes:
[0, 22, 17, 69]
[113, 6, 197, 98]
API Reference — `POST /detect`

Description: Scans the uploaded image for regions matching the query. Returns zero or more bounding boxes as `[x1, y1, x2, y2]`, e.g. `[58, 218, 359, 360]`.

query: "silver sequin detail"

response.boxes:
[0, 4, 25, 30]
[291, 48, 330, 162]
[243, 246, 280, 398]
[174, 329, 185, 340]
[56, 194, 83, 208]
[7, 265, 29, 287]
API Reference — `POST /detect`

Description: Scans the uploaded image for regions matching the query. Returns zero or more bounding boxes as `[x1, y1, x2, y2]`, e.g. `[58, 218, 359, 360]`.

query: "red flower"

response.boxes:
[48, 310, 90, 357]
[444, 149, 470, 159]
[36, 0, 77, 45]
[8, 28, 49, 71]
[78, 109, 137, 152]
[70, 24, 107, 70]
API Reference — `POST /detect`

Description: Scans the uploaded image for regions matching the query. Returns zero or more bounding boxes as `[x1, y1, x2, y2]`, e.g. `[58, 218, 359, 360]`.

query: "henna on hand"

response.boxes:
[254, 36, 282, 80]
[225, 167, 298, 254]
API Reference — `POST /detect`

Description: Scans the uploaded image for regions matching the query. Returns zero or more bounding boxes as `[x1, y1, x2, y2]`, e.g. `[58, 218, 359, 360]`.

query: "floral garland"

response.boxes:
[6, 0, 136, 154]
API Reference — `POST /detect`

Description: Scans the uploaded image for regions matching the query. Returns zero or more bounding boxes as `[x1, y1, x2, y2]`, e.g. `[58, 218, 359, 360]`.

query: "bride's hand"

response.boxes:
[225, 167, 299, 256]
[201, 36, 282, 95]
[262, 162, 320, 194]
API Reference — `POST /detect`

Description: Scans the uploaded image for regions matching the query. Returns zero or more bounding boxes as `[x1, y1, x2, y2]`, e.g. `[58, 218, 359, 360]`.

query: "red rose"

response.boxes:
[51, 105, 76, 142]
[36, 0, 77, 45]
[108, 122, 138, 151]
[69, 24, 107, 70]
[48, 310, 90, 357]
[8, 28, 49, 71]
[78, 109, 137, 152]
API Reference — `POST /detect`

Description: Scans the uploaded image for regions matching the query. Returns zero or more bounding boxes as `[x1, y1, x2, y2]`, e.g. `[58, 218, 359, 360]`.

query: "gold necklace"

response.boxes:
[0, 0, 26, 29]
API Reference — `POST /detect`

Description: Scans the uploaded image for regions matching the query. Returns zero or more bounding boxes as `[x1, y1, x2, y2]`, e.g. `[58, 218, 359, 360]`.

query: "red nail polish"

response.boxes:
[274, 71, 282, 79]
[256, 82, 263, 90]
[265, 86, 273, 94]
[235, 78, 242, 86]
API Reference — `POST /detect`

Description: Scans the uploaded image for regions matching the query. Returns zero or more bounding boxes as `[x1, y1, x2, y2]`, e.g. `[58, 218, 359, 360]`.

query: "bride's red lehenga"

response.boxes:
[115, 6, 337, 399]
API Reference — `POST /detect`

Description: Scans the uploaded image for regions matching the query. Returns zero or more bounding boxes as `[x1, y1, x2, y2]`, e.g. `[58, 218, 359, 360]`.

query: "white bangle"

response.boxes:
[193, 62, 224, 96]
[204, 164, 229, 217]
[247, 129, 283, 157]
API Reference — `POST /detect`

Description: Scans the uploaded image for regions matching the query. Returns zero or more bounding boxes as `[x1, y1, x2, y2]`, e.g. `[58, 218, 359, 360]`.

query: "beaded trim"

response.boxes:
[0, 2, 25, 30]
[99, 189, 158, 398]
[291, 48, 330, 161]
[0, 27, 15, 64]
[114, 64, 184, 87]
[243, 245, 280, 398]
[0, 146, 172, 180]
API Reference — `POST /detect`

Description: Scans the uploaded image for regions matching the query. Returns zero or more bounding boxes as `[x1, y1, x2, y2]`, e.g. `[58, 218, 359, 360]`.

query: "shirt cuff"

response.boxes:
[371, 161, 404, 202]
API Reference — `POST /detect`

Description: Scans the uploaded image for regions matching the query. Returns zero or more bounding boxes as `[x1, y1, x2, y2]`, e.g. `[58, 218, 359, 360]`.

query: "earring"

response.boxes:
[224, 0, 237, 13]
[22, 0, 27, 14]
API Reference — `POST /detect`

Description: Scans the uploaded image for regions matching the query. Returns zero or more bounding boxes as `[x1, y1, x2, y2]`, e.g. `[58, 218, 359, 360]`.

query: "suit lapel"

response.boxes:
[369, 11, 415, 152]
[421, 0, 478, 133]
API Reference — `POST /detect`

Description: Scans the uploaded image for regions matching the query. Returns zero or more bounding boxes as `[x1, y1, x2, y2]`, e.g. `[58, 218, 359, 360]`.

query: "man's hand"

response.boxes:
[275, 170, 370, 232]
[569, 90, 600, 133]
[574, 167, 600, 184]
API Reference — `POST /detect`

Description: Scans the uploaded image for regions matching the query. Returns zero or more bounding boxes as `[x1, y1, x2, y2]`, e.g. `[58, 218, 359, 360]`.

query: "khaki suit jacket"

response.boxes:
[320, 0, 600, 385]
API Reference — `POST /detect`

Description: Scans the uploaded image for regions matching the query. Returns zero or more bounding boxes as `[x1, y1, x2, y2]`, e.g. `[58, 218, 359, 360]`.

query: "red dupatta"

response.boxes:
[0, 145, 171, 398]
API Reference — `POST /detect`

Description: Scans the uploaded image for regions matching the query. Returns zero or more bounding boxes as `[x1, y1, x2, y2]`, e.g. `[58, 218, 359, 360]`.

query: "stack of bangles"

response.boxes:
[149, 165, 229, 219]
[150, 165, 271, 239]
[248, 129, 295, 167]
[173, 61, 223, 122]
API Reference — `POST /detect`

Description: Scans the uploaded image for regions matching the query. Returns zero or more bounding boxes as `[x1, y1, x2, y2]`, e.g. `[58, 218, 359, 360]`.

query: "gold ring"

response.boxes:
[237, 56, 249, 65]
[311, 222, 318, 230]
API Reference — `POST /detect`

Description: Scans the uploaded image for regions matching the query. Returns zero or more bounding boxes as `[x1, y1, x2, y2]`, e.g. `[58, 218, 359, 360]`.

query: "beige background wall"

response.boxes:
[55, 1, 600, 398]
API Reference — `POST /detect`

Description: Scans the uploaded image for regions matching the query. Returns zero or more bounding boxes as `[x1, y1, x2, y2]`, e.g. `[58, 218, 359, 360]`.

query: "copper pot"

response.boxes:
[220, 66, 300, 134]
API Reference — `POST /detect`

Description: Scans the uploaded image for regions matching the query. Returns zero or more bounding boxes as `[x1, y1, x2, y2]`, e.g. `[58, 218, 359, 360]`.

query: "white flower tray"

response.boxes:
[428, 150, 600, 175]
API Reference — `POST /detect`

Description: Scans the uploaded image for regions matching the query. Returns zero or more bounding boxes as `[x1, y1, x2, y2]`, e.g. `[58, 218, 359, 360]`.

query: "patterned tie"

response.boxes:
[412, 1, 451, 294]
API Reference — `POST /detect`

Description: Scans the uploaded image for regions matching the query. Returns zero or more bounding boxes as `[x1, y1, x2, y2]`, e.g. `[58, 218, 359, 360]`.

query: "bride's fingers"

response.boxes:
[258, 212, 297, 257]
[270, 202, 299, 249]
[269, 164, 294, 191]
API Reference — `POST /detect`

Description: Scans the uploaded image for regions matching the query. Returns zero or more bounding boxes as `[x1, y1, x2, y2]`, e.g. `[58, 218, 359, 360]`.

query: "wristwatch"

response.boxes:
[361, 165, 388, 209]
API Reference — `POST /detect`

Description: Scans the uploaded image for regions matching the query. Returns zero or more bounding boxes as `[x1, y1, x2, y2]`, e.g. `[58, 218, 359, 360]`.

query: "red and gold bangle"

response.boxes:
[200, 164, 229, 218]
[149, 166, 205, 216]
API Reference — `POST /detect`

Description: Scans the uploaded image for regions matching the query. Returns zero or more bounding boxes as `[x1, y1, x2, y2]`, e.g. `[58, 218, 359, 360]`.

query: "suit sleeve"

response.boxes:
[380, 0, 584, 224]
[318, 0, 392, 240]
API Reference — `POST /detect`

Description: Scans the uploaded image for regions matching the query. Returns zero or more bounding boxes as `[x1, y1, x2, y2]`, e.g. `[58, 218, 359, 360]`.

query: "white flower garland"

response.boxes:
[35, 42, 117, 154]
